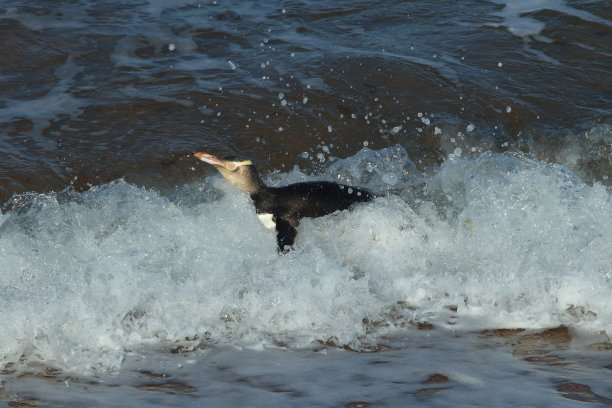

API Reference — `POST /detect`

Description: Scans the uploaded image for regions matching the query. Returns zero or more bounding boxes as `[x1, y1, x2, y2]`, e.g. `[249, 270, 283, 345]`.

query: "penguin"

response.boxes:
[194, 151, 373, 252]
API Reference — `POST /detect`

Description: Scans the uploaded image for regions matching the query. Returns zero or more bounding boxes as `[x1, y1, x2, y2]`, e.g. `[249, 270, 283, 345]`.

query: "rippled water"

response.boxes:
[1, 0, 611, 406]
[1, 0, 610, 201]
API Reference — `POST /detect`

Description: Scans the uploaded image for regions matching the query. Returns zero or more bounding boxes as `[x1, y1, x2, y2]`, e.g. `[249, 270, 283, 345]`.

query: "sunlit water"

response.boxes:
[1, 0, 611, 406]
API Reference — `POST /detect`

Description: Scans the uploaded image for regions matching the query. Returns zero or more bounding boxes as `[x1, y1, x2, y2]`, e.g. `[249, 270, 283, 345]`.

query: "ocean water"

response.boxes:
[1, 0, 612, 406]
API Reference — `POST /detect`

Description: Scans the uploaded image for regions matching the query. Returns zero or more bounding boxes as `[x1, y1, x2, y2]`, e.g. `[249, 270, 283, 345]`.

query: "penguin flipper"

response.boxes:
[275, 217, 297, 253]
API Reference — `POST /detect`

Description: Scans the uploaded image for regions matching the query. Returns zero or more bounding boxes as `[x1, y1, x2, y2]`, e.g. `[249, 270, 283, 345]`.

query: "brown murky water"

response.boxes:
[1, 0, 610, 203]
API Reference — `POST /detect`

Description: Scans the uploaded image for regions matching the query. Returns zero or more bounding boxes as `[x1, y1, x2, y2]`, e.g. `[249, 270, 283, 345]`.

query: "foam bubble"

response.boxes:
[487, 0, 611, 39]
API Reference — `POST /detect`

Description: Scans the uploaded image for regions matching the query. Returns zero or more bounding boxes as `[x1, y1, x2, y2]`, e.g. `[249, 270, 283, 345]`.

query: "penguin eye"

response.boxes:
[225, 162, 237, 171]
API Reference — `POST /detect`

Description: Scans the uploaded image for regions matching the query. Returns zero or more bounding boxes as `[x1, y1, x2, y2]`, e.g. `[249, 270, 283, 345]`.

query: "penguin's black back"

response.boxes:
[253, 181, 373, 227]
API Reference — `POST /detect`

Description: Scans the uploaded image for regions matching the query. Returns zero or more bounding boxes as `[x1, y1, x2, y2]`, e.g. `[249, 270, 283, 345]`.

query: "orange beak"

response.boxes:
[194, 152, 227, 169]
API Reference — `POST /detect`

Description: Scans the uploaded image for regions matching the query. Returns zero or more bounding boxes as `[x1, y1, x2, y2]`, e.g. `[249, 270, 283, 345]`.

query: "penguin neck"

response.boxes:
[221, 165, 268, 197]
[244, 176, 268, 198]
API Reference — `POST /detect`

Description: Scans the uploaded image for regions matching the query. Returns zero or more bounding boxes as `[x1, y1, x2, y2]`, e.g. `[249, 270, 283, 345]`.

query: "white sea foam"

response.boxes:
[0, 146, 611, 374]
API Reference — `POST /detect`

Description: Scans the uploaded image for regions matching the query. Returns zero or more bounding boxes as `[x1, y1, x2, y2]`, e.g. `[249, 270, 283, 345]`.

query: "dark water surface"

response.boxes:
[1, 0, 610, 204]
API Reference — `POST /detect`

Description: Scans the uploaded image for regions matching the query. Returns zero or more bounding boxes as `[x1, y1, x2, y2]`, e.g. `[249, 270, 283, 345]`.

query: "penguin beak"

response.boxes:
[194, 152, 228, 169]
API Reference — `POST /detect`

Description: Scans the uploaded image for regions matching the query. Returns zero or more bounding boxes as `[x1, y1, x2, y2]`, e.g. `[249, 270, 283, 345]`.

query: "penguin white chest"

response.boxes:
[257, 213, 276, 229]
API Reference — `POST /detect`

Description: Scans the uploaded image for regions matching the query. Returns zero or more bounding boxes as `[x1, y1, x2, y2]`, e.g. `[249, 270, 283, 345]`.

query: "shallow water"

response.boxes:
[4, 329, 612, 408]
[1, 0, 612, 406]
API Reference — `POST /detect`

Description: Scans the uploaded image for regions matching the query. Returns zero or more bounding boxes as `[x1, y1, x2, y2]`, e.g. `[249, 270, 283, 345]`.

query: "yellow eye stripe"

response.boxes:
[224, 159, 252, 169]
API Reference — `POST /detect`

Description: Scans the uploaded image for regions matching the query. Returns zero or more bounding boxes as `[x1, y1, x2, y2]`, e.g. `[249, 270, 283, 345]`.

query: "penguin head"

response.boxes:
[195, 151, 263, 194]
